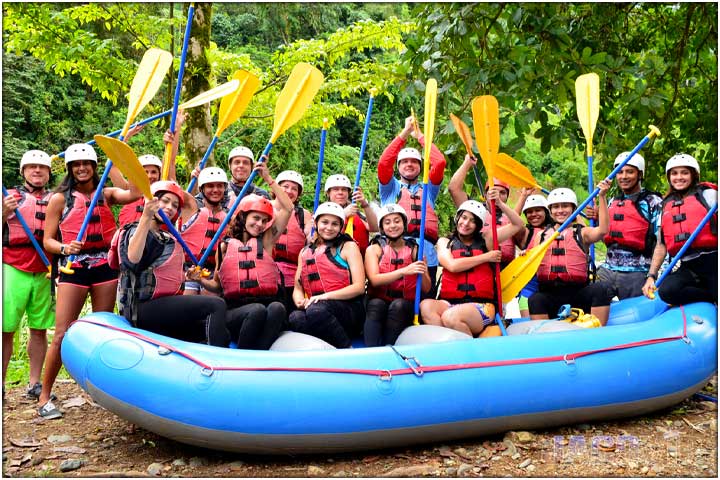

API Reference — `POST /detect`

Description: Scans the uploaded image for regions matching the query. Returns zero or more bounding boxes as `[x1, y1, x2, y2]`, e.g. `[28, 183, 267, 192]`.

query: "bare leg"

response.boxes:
[441, 303, 495, 336]
[39, 283, 88, 405]
[591, 306, 610, 326]
[419, 299, 449, 326]
[89, 281, 118, 312]
[27, 329, 48, 386]
[530, 314, 549, 320]
[2, 332, 14, 386]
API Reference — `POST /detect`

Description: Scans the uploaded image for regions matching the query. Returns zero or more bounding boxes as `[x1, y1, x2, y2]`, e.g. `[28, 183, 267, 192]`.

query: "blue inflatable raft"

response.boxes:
[61, 297, 717, 454]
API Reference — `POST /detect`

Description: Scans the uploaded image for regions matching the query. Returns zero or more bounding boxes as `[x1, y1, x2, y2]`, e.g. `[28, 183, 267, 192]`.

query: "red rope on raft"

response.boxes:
[76, 306, 688, 377]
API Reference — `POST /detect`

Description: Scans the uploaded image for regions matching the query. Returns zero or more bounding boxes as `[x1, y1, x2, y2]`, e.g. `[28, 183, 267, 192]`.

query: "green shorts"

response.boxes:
[2, 264, 55, 332]
[518, 295, 529, 312]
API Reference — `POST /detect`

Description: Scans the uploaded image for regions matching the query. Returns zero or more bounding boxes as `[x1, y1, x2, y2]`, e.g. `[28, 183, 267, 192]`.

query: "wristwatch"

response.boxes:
[646, 272, 657, 280]
[60, 244, 66, 255]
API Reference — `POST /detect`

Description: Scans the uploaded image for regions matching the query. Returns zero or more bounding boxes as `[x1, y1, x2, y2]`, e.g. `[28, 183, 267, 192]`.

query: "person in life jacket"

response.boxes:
[109, 180, 230, 352]
[324, 173, 378, 255]
[180, 166, 235, 295]
[420, 188, 524, 336]
[378, 115, 447, 295]
[642, 154, 717, 305]
[270, 170, 312, 311]
[511, 190, 554, 317]
[117, 154, 163, 225]
[2, 150, 55, 401]
[189, 164, 294, 350]
[288, 202, 367, 348]
[586, 152, 663, 300]
[364, 204, 431, 346]
[38, 143, 141, 419]
[528, 184, 615, 326]
[226, 145, 270, 199]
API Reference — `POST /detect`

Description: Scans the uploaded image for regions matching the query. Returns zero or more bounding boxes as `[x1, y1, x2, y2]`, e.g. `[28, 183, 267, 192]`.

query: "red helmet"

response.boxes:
[151, 180, 185, 209]
[485, 177, 511, 192]
[239, 194, 275, 221]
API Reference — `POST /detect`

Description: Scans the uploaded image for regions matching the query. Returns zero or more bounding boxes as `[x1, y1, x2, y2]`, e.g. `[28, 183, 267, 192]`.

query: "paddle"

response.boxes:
[345, 89, 377, 236]
[161, 3, 195, 181]
[575, 73, 600, 266]
[93, 135, 206, 270]
[311, 118, 330, 237]
[2, 186, 52, 273]
[500, 125, 661, 300]
[186, 70, 261, 192]
[495, 153, 589, 220]
[52, 83, 241, 163]
[196, 62, 324, 269]
[449, 113, 486, 199]
[60, 48, 172, 274]
[472, 95, 504, 319]
[413, 78, 437, 326]
[649, 202, 718, 298]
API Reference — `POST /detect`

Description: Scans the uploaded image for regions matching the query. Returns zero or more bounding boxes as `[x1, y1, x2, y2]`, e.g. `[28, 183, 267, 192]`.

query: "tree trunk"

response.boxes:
[183, 2, 213, 169]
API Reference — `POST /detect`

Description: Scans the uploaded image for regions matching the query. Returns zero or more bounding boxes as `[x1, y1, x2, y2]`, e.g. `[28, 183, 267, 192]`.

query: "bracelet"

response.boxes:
[60, 244, 66, 255]
[646, 272, 657, 280]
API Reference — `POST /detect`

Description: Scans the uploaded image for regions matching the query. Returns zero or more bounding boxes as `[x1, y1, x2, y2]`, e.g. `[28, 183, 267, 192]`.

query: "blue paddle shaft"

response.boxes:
[587, 155, 595, 263]
[2, 185, 51, 267]
[156, 208, 201, 265]
[187, 135, 219, 192]
[55, 110, 172, 159]
[197, 141, 273, 268]
[169, 4, 195, 134]
[656, 203, 717, 288]
[413, 182, 431, 318]
[66, 160, 115, 265]
[311, 126, 329, 236]
[351, 95, 375, 200]
[555, 132, 655, 235]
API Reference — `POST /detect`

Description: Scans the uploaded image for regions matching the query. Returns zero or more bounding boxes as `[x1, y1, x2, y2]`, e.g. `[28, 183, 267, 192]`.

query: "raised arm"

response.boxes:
[581, 179, 611, 244]
[448, 154, 474, 207]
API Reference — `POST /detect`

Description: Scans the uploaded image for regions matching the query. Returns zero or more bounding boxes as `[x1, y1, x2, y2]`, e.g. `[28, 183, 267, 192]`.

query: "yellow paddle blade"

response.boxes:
[345, 217, 354, 236]
[270, 63, 324, 143]
[178, 79, 240, 111]
[449, 113, 474, 156]
[471, 95, 500, 183]
[495, 153, 541, 189]
[500, 231, 559, 300]
[94, 135, 152, 199]
[216, 70, 261, 136]
[122, 48, 173, 137]
[575, 73, 600, 156]
[422, 79, 438, 183]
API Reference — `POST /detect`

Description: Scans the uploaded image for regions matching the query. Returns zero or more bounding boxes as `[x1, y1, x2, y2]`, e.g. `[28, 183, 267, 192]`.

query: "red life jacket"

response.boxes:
[2, 187, 52, 273]
[218, 237, 281, 300]
[397, 187, 439, 243]
[59, 189, 117, 253]
[482, 212, 516, 264]
[367, 236, 418, 301]
[521, 225, 544, 251]
[348, 212, 370, 254]
[604, 191, 658, 255]
[180, 206, 227, 269]
[662, 185, 718, 257]
[273, 206, 307, 287]
[439, 236, 495, 301]
[299, 238, 352, 297]
[110, 224, 185, 325]
[118, 198, 145, 226]
[537, 224, 589, 284]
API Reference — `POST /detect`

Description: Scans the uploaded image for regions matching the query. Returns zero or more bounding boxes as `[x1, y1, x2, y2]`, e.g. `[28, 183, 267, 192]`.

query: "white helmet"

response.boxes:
[276, 170, 304, 193]
[198, 167, 228, 188]
[613, 151, 645, 174]
[397, 147, 422, 164]
[456, 200, 488, 223]
[20, 150, 52, 172]
[377, 203, 408, 227]
[324, 174, 352, 192]
[522, 194, 549, 214]
[313, 201, 345, 224]
[547, 188, 578, 207]
[665, 153, 700, 174]
[64, 143, 97, 164]
[139, 154, 163, 169]
[228, 146, 254, 162]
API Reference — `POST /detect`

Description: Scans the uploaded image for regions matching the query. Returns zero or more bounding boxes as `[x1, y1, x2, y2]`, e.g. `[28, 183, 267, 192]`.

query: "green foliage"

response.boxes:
[405, 3, 718, 196]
